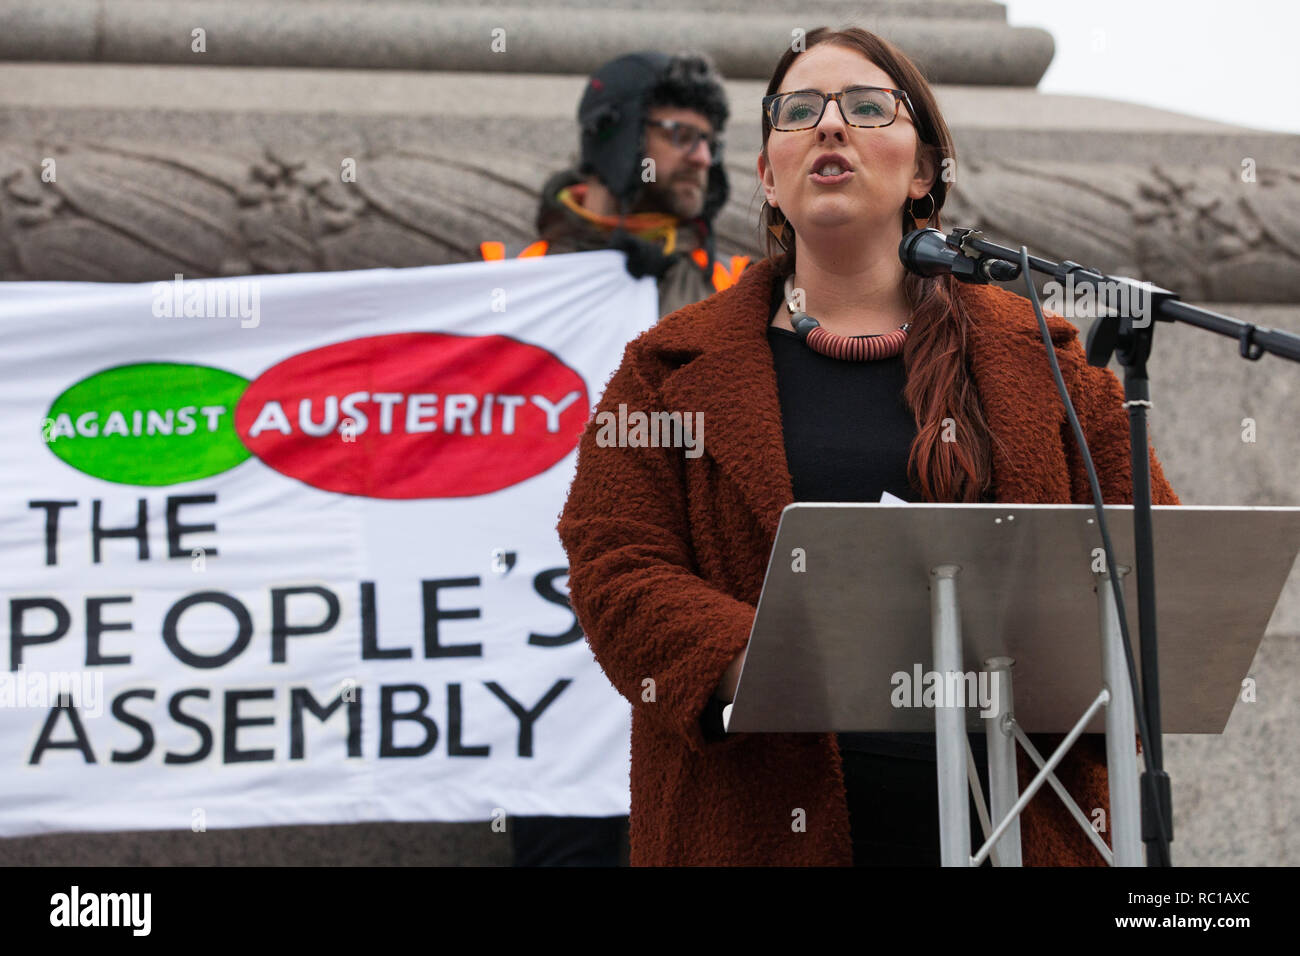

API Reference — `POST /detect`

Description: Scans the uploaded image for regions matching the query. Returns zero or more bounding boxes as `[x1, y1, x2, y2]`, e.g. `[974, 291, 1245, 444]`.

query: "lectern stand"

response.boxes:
[723, 503, 1300, 866]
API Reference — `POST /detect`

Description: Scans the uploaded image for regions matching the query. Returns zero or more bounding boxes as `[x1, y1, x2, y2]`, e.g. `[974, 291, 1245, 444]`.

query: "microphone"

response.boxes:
[899, 228, 1019, 284]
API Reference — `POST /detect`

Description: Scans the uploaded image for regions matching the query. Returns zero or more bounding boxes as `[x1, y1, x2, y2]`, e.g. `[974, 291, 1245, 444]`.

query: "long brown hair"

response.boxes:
[760, 27, 996, 503]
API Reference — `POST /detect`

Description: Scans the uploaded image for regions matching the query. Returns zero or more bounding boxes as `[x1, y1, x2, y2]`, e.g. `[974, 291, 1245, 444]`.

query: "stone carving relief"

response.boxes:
[3, 142, 1298, 302]
[949, 158, 1300, 302]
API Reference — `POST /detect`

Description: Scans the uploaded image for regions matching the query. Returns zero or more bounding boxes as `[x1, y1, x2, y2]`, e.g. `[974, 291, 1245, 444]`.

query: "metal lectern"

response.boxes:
[723, 503, 1300, 866]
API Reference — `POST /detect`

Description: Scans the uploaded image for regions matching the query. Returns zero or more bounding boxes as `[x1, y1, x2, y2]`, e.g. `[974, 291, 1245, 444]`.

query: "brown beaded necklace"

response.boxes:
[783, 275, 911, 361]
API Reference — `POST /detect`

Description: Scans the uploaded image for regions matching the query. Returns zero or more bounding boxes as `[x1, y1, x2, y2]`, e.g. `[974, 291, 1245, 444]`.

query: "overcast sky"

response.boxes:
[1002, 0, 1300, 134]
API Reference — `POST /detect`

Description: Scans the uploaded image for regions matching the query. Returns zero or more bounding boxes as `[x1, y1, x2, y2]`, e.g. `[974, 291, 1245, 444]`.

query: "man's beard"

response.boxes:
[631, 175, 707, 220]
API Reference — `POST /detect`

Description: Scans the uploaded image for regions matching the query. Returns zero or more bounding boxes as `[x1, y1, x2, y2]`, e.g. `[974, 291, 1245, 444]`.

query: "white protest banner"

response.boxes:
[0, 251, 656, 837]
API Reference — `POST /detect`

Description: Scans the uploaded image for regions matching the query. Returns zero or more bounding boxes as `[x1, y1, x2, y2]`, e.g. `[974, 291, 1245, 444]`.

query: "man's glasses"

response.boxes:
[646, 119, 723, 161]
[762, 86, 914, 131]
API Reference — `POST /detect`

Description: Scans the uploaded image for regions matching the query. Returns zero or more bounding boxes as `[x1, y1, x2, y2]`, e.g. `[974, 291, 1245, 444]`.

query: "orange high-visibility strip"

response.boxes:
[518, 240, 549, 258]
[694, 251, 750, 292]
[480, 241, 506, 261]
[710, 256, 749, 291]
[711, 261, 736, 291]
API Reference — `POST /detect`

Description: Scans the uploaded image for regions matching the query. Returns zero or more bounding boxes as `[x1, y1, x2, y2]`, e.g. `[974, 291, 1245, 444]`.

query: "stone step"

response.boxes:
[0, 0, 1052, 84]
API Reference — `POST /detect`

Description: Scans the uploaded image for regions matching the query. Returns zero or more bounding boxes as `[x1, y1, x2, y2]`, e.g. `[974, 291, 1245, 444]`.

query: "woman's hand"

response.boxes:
[714, 643, 749, 703]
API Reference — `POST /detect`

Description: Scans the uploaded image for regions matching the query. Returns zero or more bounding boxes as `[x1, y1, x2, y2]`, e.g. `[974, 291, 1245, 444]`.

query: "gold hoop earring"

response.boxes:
[907, 192, 936, 231]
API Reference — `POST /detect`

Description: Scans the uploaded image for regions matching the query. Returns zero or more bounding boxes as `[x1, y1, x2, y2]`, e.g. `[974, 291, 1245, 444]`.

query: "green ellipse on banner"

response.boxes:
[43, 363, 252, 485]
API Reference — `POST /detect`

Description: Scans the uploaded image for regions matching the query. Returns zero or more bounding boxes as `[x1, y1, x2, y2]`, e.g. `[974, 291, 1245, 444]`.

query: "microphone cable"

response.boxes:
[1015, 244, 1172, 867]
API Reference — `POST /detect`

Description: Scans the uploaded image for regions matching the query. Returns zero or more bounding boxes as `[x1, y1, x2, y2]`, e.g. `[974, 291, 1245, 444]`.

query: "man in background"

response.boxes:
[481, 50, 748, 318]
[480, 50, 745, 865]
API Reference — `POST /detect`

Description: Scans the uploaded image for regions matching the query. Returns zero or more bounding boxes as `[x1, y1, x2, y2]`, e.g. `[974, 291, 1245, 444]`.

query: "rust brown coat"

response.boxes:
[557, 255, 1180, 866]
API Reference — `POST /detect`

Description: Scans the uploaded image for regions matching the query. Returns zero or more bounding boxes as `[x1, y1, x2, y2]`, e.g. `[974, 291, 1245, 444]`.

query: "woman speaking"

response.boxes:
[557, 26, 1180, 866]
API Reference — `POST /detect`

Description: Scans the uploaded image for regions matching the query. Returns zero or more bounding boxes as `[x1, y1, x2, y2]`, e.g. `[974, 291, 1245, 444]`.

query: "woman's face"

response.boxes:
[758, 45, 934, 243]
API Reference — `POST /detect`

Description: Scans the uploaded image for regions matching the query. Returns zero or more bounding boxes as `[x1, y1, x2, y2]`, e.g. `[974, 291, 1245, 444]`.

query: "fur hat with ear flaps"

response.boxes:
[577, 51, 730, 226]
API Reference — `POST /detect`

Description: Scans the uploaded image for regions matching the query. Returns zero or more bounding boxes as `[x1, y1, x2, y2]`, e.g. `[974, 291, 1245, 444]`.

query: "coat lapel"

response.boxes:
[960, 283, 1083, 505]
[655, 258, 794, 543]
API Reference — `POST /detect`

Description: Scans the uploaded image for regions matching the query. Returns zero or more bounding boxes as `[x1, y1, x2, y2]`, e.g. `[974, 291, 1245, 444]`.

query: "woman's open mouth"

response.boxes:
[809, 154, 854, 185]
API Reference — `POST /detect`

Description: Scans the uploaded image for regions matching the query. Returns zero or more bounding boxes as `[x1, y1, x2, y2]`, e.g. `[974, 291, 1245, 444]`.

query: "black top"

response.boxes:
[695, 275, 993, 863]
[766, 279, 917, 504]
[765, 274, 987, 764]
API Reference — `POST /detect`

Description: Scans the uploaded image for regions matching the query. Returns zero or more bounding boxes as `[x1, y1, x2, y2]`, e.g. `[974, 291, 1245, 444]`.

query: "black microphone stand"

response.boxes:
[933, 227, 1300, 866]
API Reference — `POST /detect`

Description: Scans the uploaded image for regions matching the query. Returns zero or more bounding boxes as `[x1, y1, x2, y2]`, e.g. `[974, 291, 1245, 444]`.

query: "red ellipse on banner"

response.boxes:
[235, 333, 590, 498]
